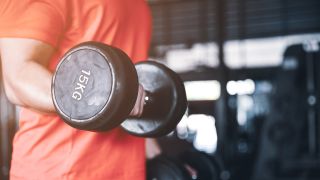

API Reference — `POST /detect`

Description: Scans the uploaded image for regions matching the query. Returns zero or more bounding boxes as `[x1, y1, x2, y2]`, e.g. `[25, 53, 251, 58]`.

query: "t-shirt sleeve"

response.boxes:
[0, 0, 65, 47]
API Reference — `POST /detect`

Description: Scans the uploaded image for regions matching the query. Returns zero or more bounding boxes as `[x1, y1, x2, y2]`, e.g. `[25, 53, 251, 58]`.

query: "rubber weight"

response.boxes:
[121, 61, 188, 137]
[147, 155, 190, 180]
[52, 42, 138, 131]
[179, 150, 221, 180]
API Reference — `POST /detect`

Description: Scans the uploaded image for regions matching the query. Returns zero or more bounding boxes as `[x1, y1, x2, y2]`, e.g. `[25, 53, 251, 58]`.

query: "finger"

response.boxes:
[130, 84, 143, 116]
[138, 87, 146, 116]
[129, 106, 136, 116]
[137, 85, 144, 117]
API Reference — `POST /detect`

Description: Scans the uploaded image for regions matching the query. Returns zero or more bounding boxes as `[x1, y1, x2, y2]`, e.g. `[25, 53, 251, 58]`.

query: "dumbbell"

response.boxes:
[147, 152, 222, 180]
[147, 155, 190, 180]
[52, 42, 187, 137]
[179, 150, 222, 180]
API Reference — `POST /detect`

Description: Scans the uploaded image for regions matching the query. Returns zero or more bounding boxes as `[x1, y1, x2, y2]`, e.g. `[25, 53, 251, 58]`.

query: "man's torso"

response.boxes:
[1, 0, 151, 179]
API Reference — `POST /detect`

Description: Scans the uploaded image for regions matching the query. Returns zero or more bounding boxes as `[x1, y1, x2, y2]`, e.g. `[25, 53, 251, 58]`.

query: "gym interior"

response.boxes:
[0, 0, 320, 179]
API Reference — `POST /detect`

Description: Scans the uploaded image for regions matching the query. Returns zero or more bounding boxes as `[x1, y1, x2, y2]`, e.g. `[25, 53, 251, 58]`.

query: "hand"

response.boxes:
[129, 84, 146, 117]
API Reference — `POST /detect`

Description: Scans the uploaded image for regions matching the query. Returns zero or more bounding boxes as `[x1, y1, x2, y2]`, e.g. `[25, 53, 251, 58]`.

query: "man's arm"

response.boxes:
[0, 38, 56, 113]
[0, 38, 146, 116]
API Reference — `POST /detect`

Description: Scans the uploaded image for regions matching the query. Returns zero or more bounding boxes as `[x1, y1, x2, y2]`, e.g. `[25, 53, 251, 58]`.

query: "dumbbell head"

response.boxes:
[52, 42, 139, 131]
[121, 61, 188, 137]
[147, 155, 190, 180]
[179, 150, 222, 180]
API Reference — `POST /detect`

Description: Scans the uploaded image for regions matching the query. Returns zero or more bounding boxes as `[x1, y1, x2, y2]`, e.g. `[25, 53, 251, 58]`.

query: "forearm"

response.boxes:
[3, 60, 55, 113]
[0, 38, 56, 114]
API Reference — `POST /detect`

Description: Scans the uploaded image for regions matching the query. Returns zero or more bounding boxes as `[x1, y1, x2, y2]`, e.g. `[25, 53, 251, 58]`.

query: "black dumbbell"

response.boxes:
[52, 42, 187, 137]
[147, 152, 222, 180]
[147, 155, 190, 180]
[179, 150, 222, 180]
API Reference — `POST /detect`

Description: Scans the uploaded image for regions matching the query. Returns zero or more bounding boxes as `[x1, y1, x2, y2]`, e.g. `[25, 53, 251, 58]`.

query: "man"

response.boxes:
[0, 0, 160, 179]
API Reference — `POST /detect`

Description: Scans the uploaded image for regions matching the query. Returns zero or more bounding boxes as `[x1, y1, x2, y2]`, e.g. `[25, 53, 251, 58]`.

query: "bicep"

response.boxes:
[0, 38, 55, 72]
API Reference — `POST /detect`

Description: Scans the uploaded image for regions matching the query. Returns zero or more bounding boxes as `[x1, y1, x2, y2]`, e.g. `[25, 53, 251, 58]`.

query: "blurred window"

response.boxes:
[153, 42, 219, 72]
[225, 33, 320, 68]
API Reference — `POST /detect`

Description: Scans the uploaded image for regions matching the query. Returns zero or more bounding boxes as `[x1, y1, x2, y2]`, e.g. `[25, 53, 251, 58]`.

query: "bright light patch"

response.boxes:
[237, 95, 254, 126]
[227, 79, 255, 95]
[177, 114, 217, 154]
[184, 80, 220, 101]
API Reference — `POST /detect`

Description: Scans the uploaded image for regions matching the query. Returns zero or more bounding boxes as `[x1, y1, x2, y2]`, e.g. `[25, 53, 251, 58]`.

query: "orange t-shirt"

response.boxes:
[0, 0, 151, 179]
